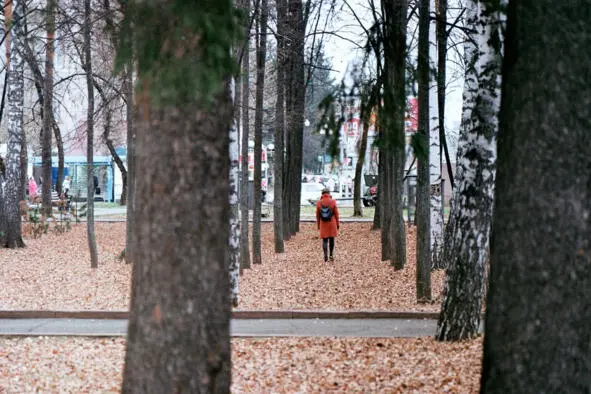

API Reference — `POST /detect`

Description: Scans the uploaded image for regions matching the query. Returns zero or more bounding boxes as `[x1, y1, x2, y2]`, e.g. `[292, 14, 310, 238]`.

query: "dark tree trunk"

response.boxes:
[54, 122, 64, 195]
[372, 148, 382, 230]
[125, 65, 135, 264]
[41, 0, 56, 218]
[416, 0, 431, 301]
[4, 0, 25, 248]
[380, 148, 391, 259]
[252, 0, 268, 265]
[436, 0, 502, 341]
[353, 120, 369, 217]
[273, 0, 286, 253]
[122, 84, 233, 394]
[239, 0, 252, 271]
[382, 0, 407, 270]
[84, 0, 98, 268]
[481, 2, 591, 391]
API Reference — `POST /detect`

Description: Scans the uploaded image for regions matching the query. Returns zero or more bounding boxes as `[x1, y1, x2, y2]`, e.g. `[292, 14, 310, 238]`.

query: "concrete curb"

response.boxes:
[0, 310, 440, 320]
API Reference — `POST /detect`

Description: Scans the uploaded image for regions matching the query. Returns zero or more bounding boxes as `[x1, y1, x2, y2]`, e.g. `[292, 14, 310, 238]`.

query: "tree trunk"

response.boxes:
[229, 79, 241, 306]
[54, 122, 64, 195]
[416, 0, 431, 301]
[125, 64, 135, 264]
[0, 171, 6, 246]
[353, 120, 369, 217]
[122, 83, 233, 394]
[84, 0, 98, 268]
[41, 0, 56, 218]
[103, 107, 127, 205]
[4, 0, 25, 248]
[273, 0, 286, 253]
[380, 148, 391, 260]
[382, 0, 407, 270]
[372, 148, 382, 230]
[252, 0, 268, 265]
[436, 0, 453, 193]
[428, 0, 443, 269]
[19, 126, 27, 201]
[239, 0, 252, 270]
[436, 0, 502, 342]
[481, 2, 591, 391]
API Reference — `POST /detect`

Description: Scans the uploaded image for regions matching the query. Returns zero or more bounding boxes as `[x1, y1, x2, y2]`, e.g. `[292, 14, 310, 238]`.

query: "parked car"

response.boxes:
[362, 185, 377, 207]
[301, 182, 325, 205]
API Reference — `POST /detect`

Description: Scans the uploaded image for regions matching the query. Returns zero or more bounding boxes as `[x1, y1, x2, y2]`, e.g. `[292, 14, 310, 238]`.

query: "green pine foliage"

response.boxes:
[116, 0, 243, 106]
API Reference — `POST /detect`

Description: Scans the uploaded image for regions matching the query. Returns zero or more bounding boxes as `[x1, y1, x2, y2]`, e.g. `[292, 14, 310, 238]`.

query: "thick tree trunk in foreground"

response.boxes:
[372, 149, 382, 230]
[122, 90, 233, 394]
[481, 2, 591, 391]
[84, 0, 98, 268]
[415, 0, 431, 301]
[273, 0, 286, 253]
[382, 0, 407, 270]
[436, 0, 502, 341]
[252, 0, 268, 265]
[239, 2, 252, 270]
[4, 0, 25, 248]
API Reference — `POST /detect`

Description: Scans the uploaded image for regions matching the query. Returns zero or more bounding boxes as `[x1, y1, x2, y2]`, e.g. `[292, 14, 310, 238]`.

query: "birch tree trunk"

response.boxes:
[4, 0, 25, 248]
[84, 0, 98, 268]
[481, 1, 591, 390]
[416, 0, 431, 301]
[41, 0, 56, 218]
[252, 0, 268, 265]
[436, 0, 503, 342]
[428, 0, 443, 269]
[229, 78, 241, 306]
[273, 0, 286, 252]
[239, 0, 252, 270]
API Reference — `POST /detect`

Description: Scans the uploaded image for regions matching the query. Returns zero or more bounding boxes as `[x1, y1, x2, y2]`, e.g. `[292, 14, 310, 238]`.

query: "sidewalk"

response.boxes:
[0, 318, 438, 338]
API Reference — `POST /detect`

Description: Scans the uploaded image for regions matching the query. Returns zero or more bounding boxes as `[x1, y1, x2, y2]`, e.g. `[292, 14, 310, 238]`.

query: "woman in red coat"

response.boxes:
[316, 188, 340, 262]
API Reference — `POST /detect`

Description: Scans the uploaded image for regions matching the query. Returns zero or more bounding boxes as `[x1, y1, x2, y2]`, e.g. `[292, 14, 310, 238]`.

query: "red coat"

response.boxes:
[316, 194, 339, 238]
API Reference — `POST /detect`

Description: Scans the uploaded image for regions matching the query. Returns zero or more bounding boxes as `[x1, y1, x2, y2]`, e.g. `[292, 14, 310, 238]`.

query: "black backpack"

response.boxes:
[319, 204, 333, 222]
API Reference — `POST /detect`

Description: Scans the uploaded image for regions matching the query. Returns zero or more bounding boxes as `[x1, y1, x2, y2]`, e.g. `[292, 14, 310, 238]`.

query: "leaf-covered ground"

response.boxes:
[0, 336, 483, 393]
[0, 222, 445, 311]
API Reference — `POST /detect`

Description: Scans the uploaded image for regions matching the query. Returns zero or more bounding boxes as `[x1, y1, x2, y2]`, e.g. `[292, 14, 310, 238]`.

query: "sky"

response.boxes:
[320, 0, 465, 154]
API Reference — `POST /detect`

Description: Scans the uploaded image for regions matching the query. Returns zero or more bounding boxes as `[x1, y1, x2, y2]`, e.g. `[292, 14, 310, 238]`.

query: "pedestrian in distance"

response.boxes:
[316, 187, 340, 262]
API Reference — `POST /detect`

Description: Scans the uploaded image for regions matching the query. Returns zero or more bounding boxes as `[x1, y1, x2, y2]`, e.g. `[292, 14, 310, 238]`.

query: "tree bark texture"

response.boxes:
[252, 0, 268, 265]
[122, 91, 233, 394]
[353, 120, 369, 217]
[436, 0, 502, 342]
[436, 0, 454, 192]
[273, 0, 286, 253]
[382, 0, 407, 270]
[372, 149, 382, 230]
[125, 64, 135, 264]
[19, 126, 27, 201]
[229, 78, 241, 306]
[428, 0, 443, 269]
[54, 123, 64, 195]
[41, 0, 56, 217]
[380, 148, 392, 260]
[481, 2, 591, 391]
[415, 0, 431, 301]
[84, 0, 99, 268]
[4, 0, 25, 248]
[284, 0, 306, 236]
[239, 0, 252, 270]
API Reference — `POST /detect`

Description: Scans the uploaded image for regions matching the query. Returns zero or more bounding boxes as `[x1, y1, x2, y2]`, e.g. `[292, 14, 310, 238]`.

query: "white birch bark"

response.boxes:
[4, 0, 25, 248]
[229, 77, 241, 307]
[436, 0, 504, 341]
[428, 0, 443, 268]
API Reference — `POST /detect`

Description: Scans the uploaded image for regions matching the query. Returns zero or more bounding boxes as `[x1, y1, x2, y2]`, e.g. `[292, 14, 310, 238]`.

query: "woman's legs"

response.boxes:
[329, 237, 335, 259]
[322, 238, 329, 261]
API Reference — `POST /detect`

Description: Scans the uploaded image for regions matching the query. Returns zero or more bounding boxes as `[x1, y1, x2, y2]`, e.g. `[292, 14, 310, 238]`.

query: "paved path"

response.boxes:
[0, 318, 437, 338]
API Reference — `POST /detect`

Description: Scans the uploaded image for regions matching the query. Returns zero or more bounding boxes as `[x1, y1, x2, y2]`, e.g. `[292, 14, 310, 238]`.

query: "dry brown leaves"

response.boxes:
[0, 337, 482, 393]
[0, 222, 445, 312]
